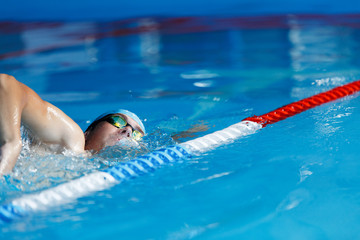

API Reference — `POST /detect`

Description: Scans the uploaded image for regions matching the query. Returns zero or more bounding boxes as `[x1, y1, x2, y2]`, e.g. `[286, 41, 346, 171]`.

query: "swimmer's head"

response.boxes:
[84, 109, 146, 152]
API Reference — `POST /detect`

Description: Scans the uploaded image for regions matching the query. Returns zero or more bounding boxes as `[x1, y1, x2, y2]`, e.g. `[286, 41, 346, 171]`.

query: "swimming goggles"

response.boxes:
[105, 115, 144, 141]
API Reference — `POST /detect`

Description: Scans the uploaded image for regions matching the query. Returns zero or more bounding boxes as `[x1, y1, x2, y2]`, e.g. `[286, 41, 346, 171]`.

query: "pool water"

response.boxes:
[1, 15, 360, 239]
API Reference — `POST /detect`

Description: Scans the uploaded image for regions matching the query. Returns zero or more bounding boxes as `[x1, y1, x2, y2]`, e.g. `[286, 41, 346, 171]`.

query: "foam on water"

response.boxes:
[0, 127, 177, 203]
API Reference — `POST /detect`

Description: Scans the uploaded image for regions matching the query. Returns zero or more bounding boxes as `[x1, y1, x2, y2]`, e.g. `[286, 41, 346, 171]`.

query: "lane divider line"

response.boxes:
[1, 80, 360, 224]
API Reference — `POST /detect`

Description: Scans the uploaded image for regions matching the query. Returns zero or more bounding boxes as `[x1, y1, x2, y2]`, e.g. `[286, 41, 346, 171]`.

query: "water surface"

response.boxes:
[1, 15, 360, 239]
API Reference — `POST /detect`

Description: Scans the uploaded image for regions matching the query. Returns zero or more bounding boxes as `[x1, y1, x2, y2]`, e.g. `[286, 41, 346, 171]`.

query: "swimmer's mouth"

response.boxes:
[116, 136, 134, 142]
[114, 138, 140, 148]
[117, 136, 129, 141]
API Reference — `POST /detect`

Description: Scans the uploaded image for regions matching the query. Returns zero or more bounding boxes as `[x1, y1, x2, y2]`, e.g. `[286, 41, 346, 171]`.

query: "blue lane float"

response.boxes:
[0, 121, 262, 224]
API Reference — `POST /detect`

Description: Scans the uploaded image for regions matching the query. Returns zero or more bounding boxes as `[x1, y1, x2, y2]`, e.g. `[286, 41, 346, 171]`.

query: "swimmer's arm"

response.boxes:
[0, 74, 24, 174]
[0, 139, 22, 175]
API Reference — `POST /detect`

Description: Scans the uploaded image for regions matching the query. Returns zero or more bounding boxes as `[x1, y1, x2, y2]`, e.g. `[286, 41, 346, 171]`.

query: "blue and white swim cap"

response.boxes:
[92, 109, 146, 134]
[116, 109, 146, 135]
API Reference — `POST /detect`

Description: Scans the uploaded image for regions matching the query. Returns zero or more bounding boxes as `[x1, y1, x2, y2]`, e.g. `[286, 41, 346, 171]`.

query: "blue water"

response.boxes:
[1, 15, 360, 239]
[1, 0, 360, 20]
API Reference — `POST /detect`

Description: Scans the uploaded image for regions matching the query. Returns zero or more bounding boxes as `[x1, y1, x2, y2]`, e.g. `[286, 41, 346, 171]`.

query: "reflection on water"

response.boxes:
[2, 16, 360, 100]
[2, 14, 360, 199]
[1, 15, 360, 239]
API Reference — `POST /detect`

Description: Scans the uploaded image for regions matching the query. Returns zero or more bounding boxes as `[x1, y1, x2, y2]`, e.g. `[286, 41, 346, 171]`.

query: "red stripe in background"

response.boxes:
[2, 14, 360, 61]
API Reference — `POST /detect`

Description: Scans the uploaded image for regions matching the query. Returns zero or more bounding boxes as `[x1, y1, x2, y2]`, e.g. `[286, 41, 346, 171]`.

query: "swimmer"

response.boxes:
[0, 74, 145, 174]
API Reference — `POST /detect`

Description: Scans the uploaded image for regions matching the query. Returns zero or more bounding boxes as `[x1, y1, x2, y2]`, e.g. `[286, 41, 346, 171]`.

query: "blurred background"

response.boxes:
[1, 0, 360, 21]
[2, 1, 360, 240]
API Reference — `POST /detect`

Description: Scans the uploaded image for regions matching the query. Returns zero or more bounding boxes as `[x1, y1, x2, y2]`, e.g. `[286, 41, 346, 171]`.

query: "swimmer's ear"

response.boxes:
[84, 131, 89, 139]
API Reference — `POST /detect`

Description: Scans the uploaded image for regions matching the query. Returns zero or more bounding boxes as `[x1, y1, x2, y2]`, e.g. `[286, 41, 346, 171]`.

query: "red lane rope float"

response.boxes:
[244, 80, 360, 127]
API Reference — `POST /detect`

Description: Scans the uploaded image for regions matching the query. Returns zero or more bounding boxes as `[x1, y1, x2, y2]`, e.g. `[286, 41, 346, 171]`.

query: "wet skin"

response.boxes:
[0, 74, 85, 174]
[84, 114, 145, 152]
[0, 74, 144, 174]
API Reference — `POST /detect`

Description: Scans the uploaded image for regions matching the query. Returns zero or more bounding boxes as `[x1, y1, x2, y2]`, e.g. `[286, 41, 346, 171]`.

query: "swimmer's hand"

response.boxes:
[172, 122, 210, 142]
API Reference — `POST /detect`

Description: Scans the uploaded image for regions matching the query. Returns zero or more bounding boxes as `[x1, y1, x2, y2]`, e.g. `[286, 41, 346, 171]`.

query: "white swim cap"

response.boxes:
[91, 109, 146, 134]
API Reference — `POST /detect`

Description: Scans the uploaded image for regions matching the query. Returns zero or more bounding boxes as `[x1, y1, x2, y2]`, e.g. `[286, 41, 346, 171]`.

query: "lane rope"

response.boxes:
[1, 80, 360, 223]
[244, 80, 360, 126]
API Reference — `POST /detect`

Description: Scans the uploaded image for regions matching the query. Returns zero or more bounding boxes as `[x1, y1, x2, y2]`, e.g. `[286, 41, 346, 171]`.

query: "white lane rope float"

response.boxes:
[1, 80, 360, 223]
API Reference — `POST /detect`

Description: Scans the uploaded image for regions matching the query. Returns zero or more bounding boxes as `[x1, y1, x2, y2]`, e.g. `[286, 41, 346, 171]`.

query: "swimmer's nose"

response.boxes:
[120, 126, 133, 138]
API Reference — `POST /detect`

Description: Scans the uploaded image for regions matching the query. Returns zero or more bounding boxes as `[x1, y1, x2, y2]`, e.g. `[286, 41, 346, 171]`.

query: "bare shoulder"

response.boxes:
[0, 73, 18, 88]
[22, 99, 85, 153]
[43, 101, 85, 152]
[0, 74, 30, 98]
[0, 74, 87, 153]
[0, 73, 14, 81]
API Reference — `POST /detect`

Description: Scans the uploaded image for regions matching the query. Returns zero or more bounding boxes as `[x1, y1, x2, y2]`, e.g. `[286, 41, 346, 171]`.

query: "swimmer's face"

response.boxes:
[84, 114, 145, 152]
